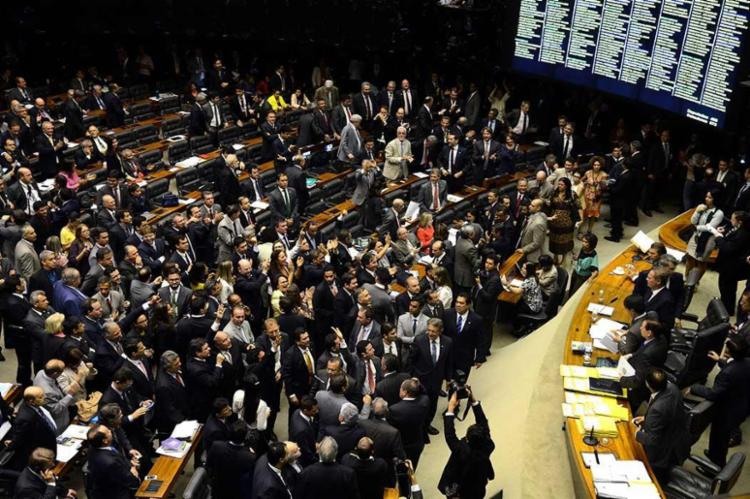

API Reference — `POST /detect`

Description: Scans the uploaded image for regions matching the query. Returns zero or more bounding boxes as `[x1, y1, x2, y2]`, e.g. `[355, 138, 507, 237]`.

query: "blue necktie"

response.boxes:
[456, 315, 463, 334]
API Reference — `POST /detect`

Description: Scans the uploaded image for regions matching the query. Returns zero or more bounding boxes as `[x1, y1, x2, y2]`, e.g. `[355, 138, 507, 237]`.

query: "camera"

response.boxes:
[448, 370, 469, 399]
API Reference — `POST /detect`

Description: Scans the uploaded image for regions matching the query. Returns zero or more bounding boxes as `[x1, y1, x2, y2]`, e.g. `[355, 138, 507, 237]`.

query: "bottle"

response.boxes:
[598, 289, 604, 304]
[155, 88, 160, 100]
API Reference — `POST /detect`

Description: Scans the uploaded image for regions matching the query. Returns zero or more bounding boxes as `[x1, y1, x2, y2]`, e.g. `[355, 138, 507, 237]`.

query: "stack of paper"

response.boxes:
[413, 172, 429, 178]
[565, 392, 630, 420]
[590, 318, 626, 339]
[587, 303, 615, 316]
[592, 460, 659, 499]
[251, 201, 269, 210]
[418, 255, 434, 265]
[577, 416, 619, 438]
[0, 383, 15, 398]
[56, 424, 90, 462]
[171, 420, 200, 440]
[581, 452, 617, 468]
[446, 194, 464, 203]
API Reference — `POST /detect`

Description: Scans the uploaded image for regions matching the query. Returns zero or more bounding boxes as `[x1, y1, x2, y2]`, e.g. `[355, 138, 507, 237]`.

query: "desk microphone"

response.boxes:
[583, 425, 599, 447]
[609, 297, 619, 304]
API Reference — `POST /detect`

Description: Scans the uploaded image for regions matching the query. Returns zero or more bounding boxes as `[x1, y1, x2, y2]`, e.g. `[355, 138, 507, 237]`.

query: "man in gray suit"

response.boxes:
[198, 190, 222, 218]
[15, 224, 40, 280]
[349, 307, 383, 352]
[516, 199, 548, 263]
[362, 268, 396, 325]
[463, 83, 481, 129]
[337, 114, 363, 164]
[33, 359, 80, 431]
[391, 227, 420, 268]
[397, 298, 429, 355]
[353, 160, 377, 207]
[418, 169, 448, 212]
[158, 269, 193, 317]
[130, 268, 159, 310]
[453, 225, 480, 295]
[529, 170, 554, 200]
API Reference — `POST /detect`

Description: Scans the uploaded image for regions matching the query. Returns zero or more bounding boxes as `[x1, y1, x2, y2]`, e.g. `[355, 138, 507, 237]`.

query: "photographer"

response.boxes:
[438, 387, 495, 499]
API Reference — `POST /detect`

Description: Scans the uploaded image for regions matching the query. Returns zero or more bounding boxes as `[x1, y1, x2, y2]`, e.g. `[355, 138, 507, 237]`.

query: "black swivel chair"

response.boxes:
[517, 266, 570, 332]
[664, 452, 745, 499]
[664, 322, 730, 388]
[183, 466, 212, 499]
[671, 297, 729, 347]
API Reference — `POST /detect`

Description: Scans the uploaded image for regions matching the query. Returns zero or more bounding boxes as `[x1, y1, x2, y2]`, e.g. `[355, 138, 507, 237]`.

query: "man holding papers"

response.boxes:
[633, 368, 691, 485]
[619, 320, 668, 411]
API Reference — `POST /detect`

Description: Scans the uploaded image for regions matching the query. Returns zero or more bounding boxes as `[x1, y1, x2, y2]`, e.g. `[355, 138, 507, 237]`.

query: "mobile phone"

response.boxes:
[146, 479, 163, 492]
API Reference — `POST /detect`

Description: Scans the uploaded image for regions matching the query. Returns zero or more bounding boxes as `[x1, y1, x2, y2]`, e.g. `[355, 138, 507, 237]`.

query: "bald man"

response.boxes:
[7, 166, 43, 216]
[515, 198, 548, 263]
[33, 359, 80, 429]
[213, 330, 244, 399]
[5, 386, 58, 470]
[378, 198, 405, 239]
[341, 436, 389, 499]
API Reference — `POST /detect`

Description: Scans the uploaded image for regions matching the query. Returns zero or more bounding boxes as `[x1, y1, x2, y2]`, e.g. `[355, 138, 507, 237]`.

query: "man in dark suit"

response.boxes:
[289, 395, 320, 467]
[268, 172, 298, 223]
[409, 318, 453, 436]
[358, 397, 406, 485]
[733, 167, 750, 212]
[5, 387, 58, 470]
[62, 90, 85, 140]
[212, 331, 244, 399]
[352, 82, 376, 127]
[103, 84, 127, 127]
[418, 168, 448, 213]
[442, 293, 486, 379]
[472, 256, 502, 359]
[642, 129, 672, 215]
[311, 98, 334, 142]
[14, 447, 76, 499]
[157, 269, 193, 318]
[312, 266, 339, 347]
[184, 338, 226, 423]
[341, 437, 388, 499]
[396, 79, 418, 119]
[206, 59, 231, 94]
[438, 133, 469, 192]
[318, 403, 367, 461]
[388, 378, 430, 468]
[377, 198, 405, 239]
[7, 76, 32, 104]
[633, 368, 691, 484]
[260, 111, 281, 161]
[283, 329, 316, 415]
[689, 336, 750, 467]
[472, 128, 502, 182]
[550, 123, 580, 166]
[120, 339, 155, 401]
[215, 153, 243, 207]
[34, 122, 64, 179]
[86, 425, 142, 499]
[137, 227, 168, 274]
[251, 441, 294, 498]
[203, 398, 235, 455]
[28, 250, 59, 299]
[374, 354, 410, 406]
[229, 86, 257, 127]
[642, 269, 676, 328]
[206, 420, 255, 499]
[188, 93, 208, 136]
[620, 320, 668, 411]
[284, 157, 309, 215]
[99, 367, 152, 458]
[606, 157, 638, 242]
[414, 96, 434, 142]
[154, 350, 188, 433]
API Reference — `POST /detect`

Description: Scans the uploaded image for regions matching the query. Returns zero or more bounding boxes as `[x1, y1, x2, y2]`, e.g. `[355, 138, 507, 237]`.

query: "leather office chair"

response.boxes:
[168, 140, 191, 163]
[183, 466, 212, 499]
[176, 167, 200, 194]
[685, 398, 715, 446]
[0, 469, 20, 497]
[138, 149, 162, 167]
[664, 322, 730, 387]
[665, 452, 745, 499]
[671, 297, 729, 347]
[145, 178, 169, 207]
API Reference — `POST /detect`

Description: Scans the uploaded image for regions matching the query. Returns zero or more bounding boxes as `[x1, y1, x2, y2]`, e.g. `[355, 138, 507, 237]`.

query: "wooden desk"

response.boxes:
[497, 251, 524, 304]
[2, 384, 21, 405]
[563, 245, 665, 498]
[658, 208, 717, 262]
[105, 112, 183, 137]
[145, 191, 202, 225]
[135, 427, 203, 499]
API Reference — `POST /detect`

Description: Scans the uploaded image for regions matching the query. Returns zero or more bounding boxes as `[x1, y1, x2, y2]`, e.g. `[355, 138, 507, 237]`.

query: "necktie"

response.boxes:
[364, 95, 371, 119]
[303, 350, 313, 374]
[358, 325, 368, 343]
[522, 114, 528, 134]
[283, 189, 290, 212]
[171, 289, 178, 306]
[405, 91, 411, 114]
[175, 373, 184, 386]
[449, 148, 455, 172]
[96, 96, 105, 109]
[36, 408, 57, 432]
[457, 315, 463, 334]
[433, 182, 439, 211]
[412, 318, 417, 336]
[330, 283, 338, 296]
[26, 185, 33, 214]
[563, 137, 569, 158]
[115, 342, 124, 355]
[431, 340, 438, 364]
[366, 361, 375, 393]
[240, 95, 247, 114]
[490, 120, 495, 132]
[223, 350, 232, 365]
[184, 251, 192, 267]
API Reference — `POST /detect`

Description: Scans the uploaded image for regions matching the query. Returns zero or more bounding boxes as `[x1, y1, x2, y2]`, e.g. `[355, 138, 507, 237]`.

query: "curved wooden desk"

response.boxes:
[563, 244, 665, 498]
[658, 208, 718, 262]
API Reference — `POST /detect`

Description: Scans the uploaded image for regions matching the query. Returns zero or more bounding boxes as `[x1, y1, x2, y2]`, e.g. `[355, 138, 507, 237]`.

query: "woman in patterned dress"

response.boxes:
[580, 156, 608, 237]
[545, 177, 581, 265]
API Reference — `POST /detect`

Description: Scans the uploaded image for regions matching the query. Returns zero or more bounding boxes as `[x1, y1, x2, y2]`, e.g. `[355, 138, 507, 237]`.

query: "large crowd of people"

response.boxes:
[0, 37, 749, 499]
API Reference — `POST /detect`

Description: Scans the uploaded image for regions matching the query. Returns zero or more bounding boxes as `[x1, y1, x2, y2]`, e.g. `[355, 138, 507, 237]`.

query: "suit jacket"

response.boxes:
[634, 382, 691, 469]
[621, 336, 668, 409]
[374, 372, 410, 407]
[453, 236, 479, 288]
[409, 333, 453, 395]
[438, 144, 469, 177]
[33, 370, 75, 431]
[358, 416, 407, 464]
[283, 345, 315, 400]
[319, 422, 367, 460]
[341, 453, 387, 499]
[314, 86, 340, 109]
[14, 239, 40, 280]
[472, 139, 502, 178]
[35, 132, 63, 178]
[157, 285, 192, 318]
[396, 88, 419, 118]
[52, 280, 87, 318]
[691, 357, 750, 427]
[418, 180, 448, 213]
[63, 99, 85, 140]
[349, 320, 383, 352]
[202, 102, 226, 129]
[550, 133, 580, 165]
[120, 357, 155, 400]
[643, 287, 676, 327]
[518, 212, 548, 263]
[103, 91, 126, 127]
[289, 409, 319, 467]
[137, 238, 168, 273]
[337, 123, 363, 163]
[268, 187, 299, 221]
[331, 104, 351, 135]
[388, 395, 430, 452]
[206, 441, 255, 499]
[473, 271, 502, 321]
[252, 455, 293, 499]
[383, 138, 412, 180]
[295, 461, 358, 499]
[353, 93, 376, 121]
[443, 310, 485, 373]
[185, 357, 224, 422]
[352, 168, 377, 207]
[7, 403, 58, 470]
[14, 466, 65, 499]
[377, 207, 402, 239]
[154, 369, 188, 432]
[87, 447, 142, 499]
[28, 267, 58, 299]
